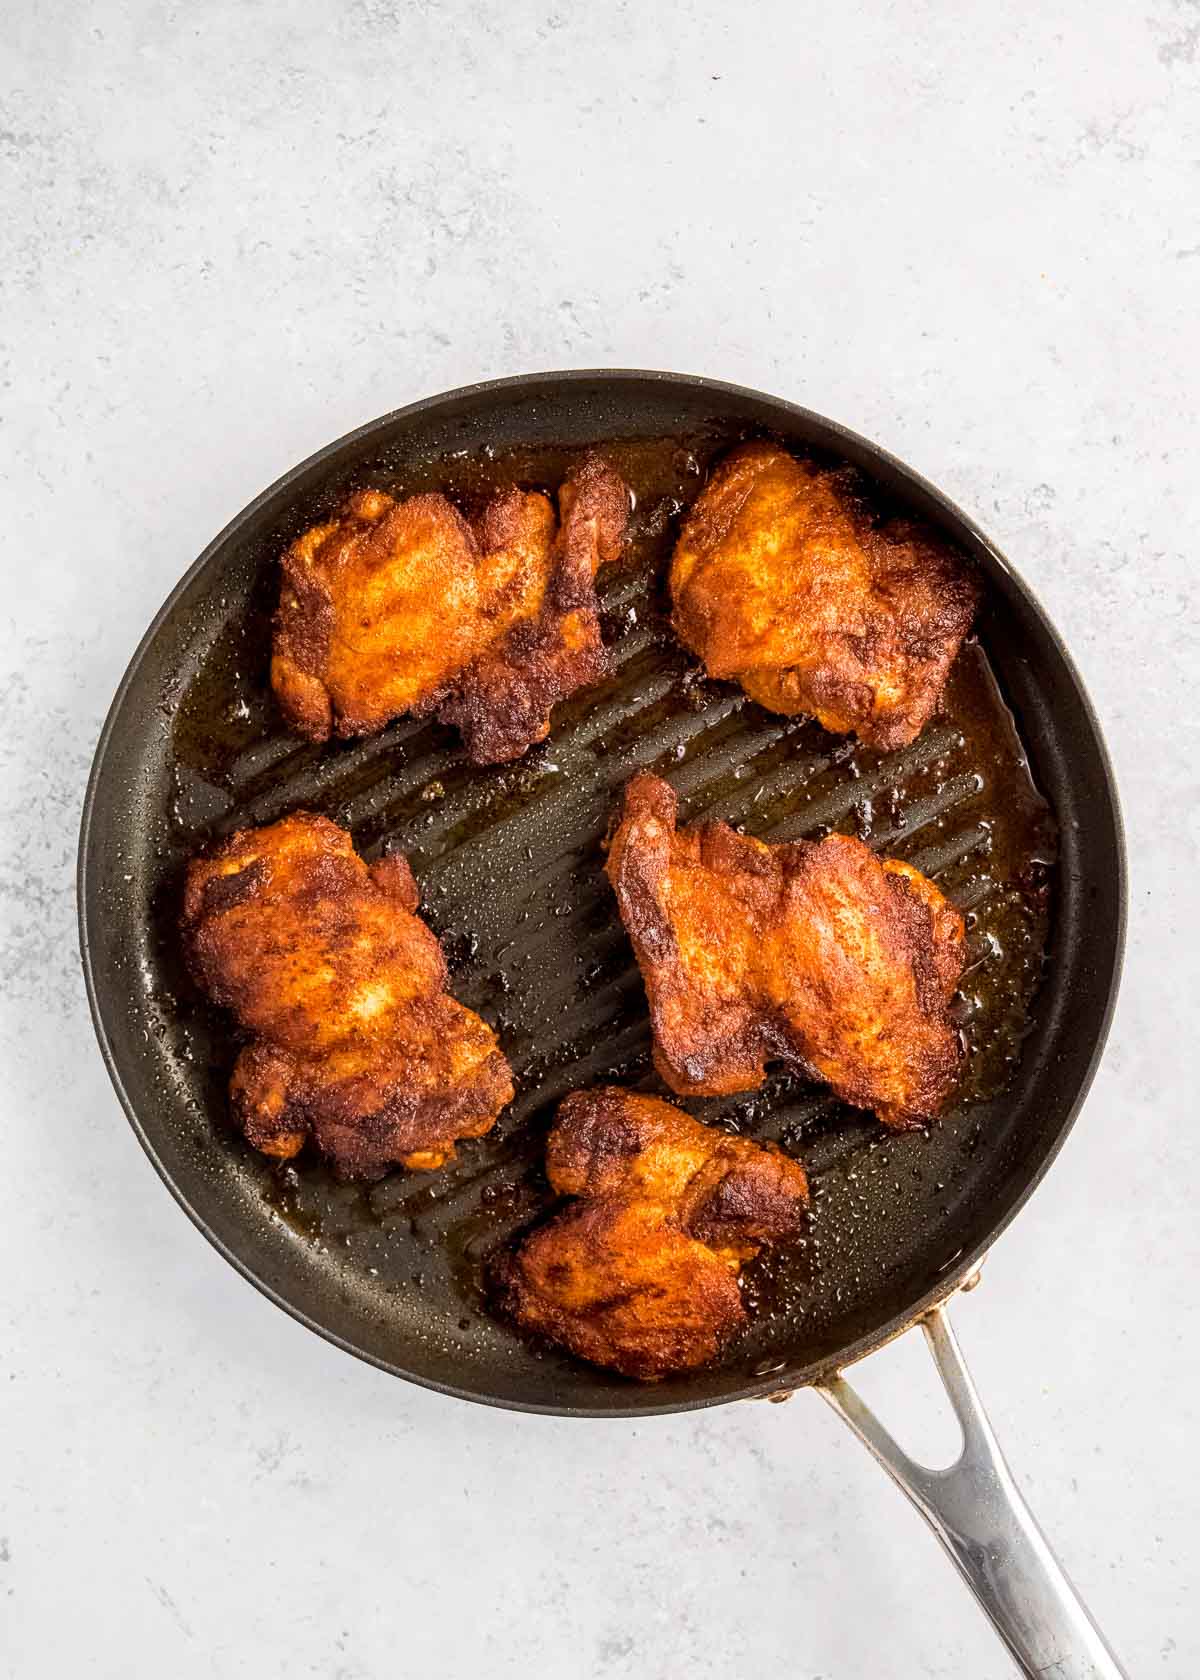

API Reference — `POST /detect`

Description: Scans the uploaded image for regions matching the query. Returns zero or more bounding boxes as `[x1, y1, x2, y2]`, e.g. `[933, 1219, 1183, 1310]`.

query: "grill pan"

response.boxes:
[79, 372, 1126, 1678]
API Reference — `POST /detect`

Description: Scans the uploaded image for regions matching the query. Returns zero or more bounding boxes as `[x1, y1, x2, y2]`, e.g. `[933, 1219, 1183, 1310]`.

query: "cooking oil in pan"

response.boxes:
[161, 430, 1057, 1368]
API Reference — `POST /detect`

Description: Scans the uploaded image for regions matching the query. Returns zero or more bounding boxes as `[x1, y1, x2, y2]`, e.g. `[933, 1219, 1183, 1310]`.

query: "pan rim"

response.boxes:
[77, 368, 1128, 1417]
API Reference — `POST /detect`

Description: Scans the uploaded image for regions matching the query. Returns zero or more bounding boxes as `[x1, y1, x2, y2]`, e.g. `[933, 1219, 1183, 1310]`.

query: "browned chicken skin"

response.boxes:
[546, 1087, 812, 1260]
[496, 1087, 809, 1380]
[271, 455, 629, 764]
[670, 442, 979, 750]
[606, 774, 965, 1127]
[183, 812, 513, 1177]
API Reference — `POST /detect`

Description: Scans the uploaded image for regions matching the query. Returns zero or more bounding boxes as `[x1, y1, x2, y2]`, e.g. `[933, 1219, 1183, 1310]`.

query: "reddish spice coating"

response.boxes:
[605, 773, 966, 1126]
[271, 455, 629, 764]
[496, 1087, 809, 1380]
[670, 441, 979, 750]
[183, 812, 513, 1177]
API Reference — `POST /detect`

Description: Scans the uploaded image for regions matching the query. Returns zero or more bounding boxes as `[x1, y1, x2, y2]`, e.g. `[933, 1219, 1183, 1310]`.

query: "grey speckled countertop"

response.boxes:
[2, 3, 1197, 1676]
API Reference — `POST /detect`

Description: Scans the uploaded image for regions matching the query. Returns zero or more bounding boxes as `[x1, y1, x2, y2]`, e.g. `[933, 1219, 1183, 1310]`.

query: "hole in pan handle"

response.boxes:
[816, 1290, 1128, 1680]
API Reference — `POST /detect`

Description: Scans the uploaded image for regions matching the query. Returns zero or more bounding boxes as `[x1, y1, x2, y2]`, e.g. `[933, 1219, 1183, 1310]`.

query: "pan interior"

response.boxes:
[81, 375, 1122, 1414]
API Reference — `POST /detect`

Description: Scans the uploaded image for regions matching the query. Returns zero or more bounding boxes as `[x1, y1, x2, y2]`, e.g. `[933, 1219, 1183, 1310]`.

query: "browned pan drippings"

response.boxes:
[158, 429, 1056, 1375]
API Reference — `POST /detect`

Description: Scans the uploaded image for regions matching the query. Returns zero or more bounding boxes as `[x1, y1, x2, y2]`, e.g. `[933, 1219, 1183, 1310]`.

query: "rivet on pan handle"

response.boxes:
[816, 1294, 1128, 1680]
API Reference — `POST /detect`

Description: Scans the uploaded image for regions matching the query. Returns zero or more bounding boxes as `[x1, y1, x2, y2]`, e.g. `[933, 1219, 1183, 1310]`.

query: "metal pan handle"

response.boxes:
[816, 1298, 1127, 1679]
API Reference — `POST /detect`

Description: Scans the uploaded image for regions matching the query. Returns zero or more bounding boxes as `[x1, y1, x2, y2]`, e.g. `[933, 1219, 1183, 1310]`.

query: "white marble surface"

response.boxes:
[2, 2, 1197, 1675]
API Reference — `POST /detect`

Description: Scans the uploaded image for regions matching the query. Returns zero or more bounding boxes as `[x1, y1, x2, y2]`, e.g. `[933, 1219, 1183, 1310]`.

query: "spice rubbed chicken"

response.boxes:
[183, 812, 513, 1176]
[606, 773, 966, 1127]
[497, 1088, 809, 1379]
[670, 442, 978, 750]
[271, 455, 629, 764]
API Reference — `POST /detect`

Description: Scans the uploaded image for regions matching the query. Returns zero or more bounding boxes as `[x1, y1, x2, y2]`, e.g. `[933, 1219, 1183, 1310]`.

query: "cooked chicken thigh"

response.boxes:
[496, 1087, 809, 1379]
[183, 812, 513, 1176]
[272, 456, 629, 764]
[670, 442, 978, 750]
[606, 773, 965, 1125]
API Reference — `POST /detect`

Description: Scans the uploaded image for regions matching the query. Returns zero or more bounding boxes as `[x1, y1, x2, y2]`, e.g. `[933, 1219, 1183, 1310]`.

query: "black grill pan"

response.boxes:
[79, 372, 1127, 1675]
